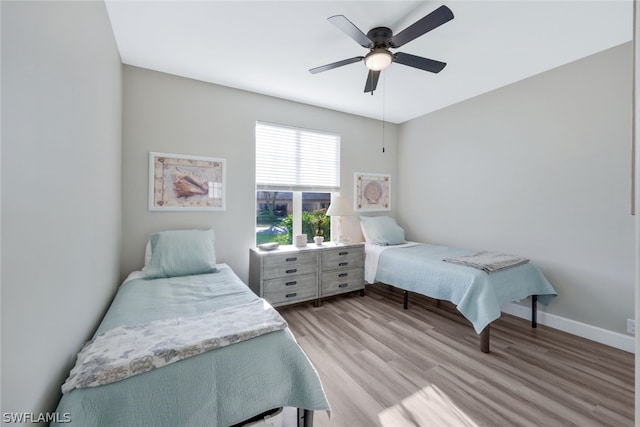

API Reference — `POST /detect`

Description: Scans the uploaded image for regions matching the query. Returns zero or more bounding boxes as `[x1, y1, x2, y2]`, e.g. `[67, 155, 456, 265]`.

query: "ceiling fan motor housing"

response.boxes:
[366, 27, 393, 48]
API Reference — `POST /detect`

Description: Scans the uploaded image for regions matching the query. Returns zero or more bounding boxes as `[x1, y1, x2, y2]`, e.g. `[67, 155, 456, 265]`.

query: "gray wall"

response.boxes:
[398, 43, 634, 335]
[1, 0, 122, 420]
[121, 66, 398, 283]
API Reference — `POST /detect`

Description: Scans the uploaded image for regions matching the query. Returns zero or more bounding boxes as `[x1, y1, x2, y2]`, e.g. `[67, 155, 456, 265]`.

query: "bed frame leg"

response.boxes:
[297, 409, 314, 427]
[480, 325, 490, 353]
[403, 291, 408, 309]
[532, 295, 538, 328]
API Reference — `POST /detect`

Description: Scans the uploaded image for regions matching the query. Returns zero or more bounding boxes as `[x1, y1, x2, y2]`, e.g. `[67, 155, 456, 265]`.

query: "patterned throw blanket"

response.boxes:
[62, 299, 287, 394]
[443, 251, 529, 273]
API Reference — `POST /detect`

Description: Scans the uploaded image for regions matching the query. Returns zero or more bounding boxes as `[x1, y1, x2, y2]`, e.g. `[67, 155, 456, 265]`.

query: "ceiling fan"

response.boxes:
[309, 5, 454, 94]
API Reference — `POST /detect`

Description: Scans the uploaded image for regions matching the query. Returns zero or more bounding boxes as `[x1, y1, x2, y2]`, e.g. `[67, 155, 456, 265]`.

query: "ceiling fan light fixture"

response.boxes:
[364, 48, 393, 71]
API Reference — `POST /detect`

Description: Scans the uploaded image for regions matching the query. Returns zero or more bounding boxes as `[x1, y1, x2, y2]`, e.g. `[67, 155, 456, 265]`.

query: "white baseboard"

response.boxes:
[501, 302, 635, 353]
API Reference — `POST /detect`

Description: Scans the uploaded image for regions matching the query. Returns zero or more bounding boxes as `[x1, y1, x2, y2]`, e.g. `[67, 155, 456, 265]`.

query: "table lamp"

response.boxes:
[326, 196, 355, 244]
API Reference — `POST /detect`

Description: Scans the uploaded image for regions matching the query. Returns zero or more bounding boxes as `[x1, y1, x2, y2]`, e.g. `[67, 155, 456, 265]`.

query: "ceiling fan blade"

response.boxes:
[390, 5, 454, 48]
[364, 70, 380, 93]
[309, 56, 364, 74]
[394, 52, 446, 73]
[328, 15, 374, 48]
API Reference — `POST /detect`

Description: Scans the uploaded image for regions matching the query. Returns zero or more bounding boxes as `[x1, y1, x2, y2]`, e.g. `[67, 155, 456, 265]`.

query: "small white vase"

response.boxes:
[314, 236, 324, 246]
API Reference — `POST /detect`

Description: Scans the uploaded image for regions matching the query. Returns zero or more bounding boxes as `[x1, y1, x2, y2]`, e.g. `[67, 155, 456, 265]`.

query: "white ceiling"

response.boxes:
[105, 1, 633, 124]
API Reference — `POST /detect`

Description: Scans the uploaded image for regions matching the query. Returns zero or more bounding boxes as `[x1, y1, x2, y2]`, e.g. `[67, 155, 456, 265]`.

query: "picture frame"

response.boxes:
[149, 152, 226, 211]
[354, 172, 391, 212]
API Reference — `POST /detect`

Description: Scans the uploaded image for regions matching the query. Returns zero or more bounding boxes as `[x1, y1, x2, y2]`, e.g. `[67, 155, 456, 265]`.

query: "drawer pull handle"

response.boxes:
[286, 257, 298, 262]
[285, 269, 297, 274]
[338, 283, 348, 288]
[285, 293, 297, 298]
[285, 281, 297, 286]
[338, 262, 348, 267]
[339, 251, 348, 256]
[338, 273, 348, 278]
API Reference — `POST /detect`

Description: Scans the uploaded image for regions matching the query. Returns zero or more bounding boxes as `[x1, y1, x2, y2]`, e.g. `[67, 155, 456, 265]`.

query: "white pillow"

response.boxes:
[143, 240, 152, 271]
[360, 216, 406, 246]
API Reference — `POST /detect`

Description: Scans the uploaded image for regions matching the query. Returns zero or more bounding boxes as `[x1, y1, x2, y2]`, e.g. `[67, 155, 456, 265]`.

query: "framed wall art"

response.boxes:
[149, 152, 226, 211]
[354, 172, 391, 212]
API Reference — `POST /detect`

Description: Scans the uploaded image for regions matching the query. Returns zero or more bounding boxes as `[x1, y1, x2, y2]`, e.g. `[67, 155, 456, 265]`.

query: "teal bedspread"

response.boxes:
[374, 244, 557, 333]
[53, 265, 329, 427]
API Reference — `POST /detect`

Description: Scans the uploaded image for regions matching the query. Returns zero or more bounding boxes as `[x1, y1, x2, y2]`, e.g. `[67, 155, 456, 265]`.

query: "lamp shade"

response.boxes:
[326, 196, 355, 216]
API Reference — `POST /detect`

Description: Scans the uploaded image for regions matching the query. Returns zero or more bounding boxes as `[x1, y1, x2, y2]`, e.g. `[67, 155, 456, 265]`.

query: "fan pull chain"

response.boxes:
[382, 71, 386, 153]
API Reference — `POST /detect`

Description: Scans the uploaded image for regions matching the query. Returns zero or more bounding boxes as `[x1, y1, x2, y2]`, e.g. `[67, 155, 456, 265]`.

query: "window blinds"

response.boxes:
[256, 121, 340, 192]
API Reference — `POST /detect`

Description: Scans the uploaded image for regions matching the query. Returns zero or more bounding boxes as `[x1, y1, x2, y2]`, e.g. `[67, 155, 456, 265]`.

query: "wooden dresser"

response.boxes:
[249, 242, 365, 307]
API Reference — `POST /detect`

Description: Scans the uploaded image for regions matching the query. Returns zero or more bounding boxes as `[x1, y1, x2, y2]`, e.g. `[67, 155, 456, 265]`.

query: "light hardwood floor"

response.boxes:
[278, 283, 634, 427]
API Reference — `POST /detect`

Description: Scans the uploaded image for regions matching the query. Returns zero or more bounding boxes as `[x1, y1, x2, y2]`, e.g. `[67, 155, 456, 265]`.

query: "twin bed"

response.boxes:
[360, 216, 557, 353]
[54, 230, 329, 427]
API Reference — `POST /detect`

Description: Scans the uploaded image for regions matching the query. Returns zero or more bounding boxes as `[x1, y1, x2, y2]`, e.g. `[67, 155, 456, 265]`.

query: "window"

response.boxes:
[255, 122, 340, 245]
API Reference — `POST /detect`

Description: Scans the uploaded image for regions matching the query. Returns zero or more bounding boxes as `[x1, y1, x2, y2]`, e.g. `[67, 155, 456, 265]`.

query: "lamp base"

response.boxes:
[335, 218, 352, 244]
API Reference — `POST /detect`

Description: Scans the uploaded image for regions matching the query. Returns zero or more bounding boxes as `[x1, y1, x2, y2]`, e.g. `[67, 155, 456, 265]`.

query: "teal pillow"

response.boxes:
[145, 229, 217, 279]
[360, 216, 406, 246]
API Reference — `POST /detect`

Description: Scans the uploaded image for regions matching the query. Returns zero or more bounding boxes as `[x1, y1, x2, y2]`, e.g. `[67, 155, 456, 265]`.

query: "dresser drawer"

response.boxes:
[321, 247, 364, 270]
[321, 267, 364, 297]
[264, 284, 318, 306]
[263, 261, 317, 280]
[264, 273, 317, 293]
[263, 251, 317, 268]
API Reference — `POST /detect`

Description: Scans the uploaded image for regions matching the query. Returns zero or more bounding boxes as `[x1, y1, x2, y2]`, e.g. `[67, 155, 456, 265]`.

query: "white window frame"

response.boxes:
[256, 121, 340, 243]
